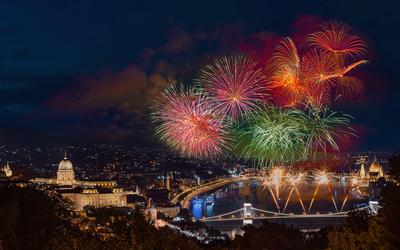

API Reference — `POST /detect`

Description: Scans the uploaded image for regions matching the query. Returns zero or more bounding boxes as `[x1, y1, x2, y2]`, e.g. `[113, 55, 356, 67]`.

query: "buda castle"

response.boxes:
[31, 153, 138, 210]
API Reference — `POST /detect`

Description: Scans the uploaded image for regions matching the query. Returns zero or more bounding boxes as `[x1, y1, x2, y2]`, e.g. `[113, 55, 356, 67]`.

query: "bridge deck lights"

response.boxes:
[317, 174, 329, 184]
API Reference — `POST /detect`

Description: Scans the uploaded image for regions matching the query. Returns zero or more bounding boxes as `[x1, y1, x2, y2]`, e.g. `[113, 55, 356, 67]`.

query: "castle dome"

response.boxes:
[58, 153, 73, 170]
[369, 160, 382, 173]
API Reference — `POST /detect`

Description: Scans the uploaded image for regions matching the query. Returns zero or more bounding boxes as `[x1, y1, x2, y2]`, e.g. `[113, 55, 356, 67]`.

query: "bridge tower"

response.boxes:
[243, 203, 254, 225]
[357, 156, 367, 179]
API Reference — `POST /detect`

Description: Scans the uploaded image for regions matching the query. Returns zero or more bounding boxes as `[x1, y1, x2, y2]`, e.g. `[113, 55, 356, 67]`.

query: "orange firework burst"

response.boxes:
[270, 38, 331, 106]
[269, 38, 306, 106]
[270, 21, 368, 106]
[301, 49, 338, 86]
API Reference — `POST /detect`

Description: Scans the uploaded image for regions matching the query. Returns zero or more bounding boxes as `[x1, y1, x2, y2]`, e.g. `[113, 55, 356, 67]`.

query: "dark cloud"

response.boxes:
[13, 49, 32, 59]
[0, 26, 17, 35]
[43, 24, 252, 143]
[48, 66, 172, 115]
[45, 66, 171, 143]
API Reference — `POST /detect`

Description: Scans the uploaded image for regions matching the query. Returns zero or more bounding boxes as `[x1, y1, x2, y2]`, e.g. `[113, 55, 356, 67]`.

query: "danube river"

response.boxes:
[190, 178, 368, 236]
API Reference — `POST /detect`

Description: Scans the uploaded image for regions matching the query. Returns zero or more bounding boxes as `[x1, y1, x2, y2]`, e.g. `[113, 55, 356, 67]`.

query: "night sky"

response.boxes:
[0, 0, 399, 151]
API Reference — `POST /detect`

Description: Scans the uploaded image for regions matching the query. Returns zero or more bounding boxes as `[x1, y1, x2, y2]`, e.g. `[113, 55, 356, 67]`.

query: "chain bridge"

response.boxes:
[199, 202, 372, 224]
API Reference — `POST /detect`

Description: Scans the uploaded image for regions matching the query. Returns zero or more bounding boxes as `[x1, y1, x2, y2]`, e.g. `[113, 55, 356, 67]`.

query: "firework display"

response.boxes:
[302, 102, 354, 157]
[151, 21, 367, 166]
[307, 21, 366, 57]
[152, 85, 230, 159]
[234, 104, 353, 166]
[235, 106, 309, 165]
[270, 21, 367, 106]
[197, 55, 268, 121]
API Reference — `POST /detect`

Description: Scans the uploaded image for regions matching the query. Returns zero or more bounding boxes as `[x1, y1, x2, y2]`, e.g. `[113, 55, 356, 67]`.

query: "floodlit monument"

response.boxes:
[369, 158, 384, 179]
[31, 152, 116, 187]
[31, 153, 138, 210]
[1, 163, 12, 178]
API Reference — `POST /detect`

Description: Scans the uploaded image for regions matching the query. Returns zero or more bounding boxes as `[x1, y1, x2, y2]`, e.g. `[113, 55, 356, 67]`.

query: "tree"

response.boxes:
[387, 152, 400, 180]
[378, 152, 400, 247]
[230, 221, 308, 250]
[0, 187, 73, 250]
[326, 152, 400, 250]
[327, 212, 390, 250]
[130, 206, 202, 250]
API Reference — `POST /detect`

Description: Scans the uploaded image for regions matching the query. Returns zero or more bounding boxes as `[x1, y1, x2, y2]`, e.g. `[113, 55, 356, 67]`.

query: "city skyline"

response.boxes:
[1, 2, 400, 249]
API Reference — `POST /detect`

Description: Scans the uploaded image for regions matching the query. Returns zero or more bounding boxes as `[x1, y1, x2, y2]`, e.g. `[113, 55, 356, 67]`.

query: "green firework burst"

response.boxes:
[234, 104, 354, 167]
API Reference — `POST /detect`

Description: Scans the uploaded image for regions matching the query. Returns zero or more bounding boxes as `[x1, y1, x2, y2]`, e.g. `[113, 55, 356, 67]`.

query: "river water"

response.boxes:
[190, 178, 368, 234]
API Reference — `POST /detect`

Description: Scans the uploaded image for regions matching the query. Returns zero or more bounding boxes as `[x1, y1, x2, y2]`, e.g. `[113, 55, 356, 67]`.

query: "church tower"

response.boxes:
[358, 156, 367, 179]
[56, 152, 75, 185]
[360, 162, 366, 179]
[166, 172, 171, 191]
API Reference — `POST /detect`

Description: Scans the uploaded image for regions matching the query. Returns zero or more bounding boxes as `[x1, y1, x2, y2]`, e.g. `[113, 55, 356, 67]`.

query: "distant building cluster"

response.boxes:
[0, 145, 237, 224]
[1, 144, 393, 236]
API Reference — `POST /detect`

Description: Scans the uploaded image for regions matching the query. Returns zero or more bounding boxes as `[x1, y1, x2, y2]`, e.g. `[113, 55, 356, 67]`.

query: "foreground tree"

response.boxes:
[130, 207, 202, 250]
[0, 187, 203, 250]
[327, 211, 389, 250]
[0, 188, 73, 250]
[230, 221, 308, 250]
[326, 151, 400, 250]
[378, 152, 400, 247]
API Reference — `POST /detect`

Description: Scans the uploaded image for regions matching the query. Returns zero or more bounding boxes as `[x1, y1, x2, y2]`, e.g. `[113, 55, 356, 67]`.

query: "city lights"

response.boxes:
[0, 0, 395, 248]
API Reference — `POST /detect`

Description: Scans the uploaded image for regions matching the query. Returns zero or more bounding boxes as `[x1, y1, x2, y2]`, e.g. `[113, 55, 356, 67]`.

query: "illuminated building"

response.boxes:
[1, 163, 12, 178]
[166, 172, 171, 190]
[56, 153, 75, 185]
[360, 161, 366, 179]
[144, 207, 157, 221]
[369, 158, 384, 180]
[155, 206, 180, 218]
[31, 153, 116, 187]
[357, 156, 384, 180]
[59, 187, 132, 211]
[146, 188, 180, 218]
[30, 153, 139, 211]
[357, 156, 367, 179]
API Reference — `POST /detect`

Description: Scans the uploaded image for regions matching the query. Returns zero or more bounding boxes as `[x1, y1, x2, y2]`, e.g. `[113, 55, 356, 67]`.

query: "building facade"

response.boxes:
[61, 188, 131, 211]
[31, 154, 116, 187]
[369, 159, 384, 180]
[30, 154, 139, 211]
[1, 163, 12, 178]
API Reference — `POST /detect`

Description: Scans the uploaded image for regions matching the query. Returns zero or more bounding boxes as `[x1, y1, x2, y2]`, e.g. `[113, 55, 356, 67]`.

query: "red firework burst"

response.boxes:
[307, 21, 366, 58]
[197, 55, 269, 120]
[152, 85, 230, 159]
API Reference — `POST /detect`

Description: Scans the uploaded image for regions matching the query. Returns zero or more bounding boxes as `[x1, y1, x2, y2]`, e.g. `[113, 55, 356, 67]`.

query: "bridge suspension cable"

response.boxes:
[200, 208, 244, 221]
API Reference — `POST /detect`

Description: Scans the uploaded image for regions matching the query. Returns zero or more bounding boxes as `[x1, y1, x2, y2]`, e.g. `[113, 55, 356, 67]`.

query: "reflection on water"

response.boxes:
[191, 178, 367, 219]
